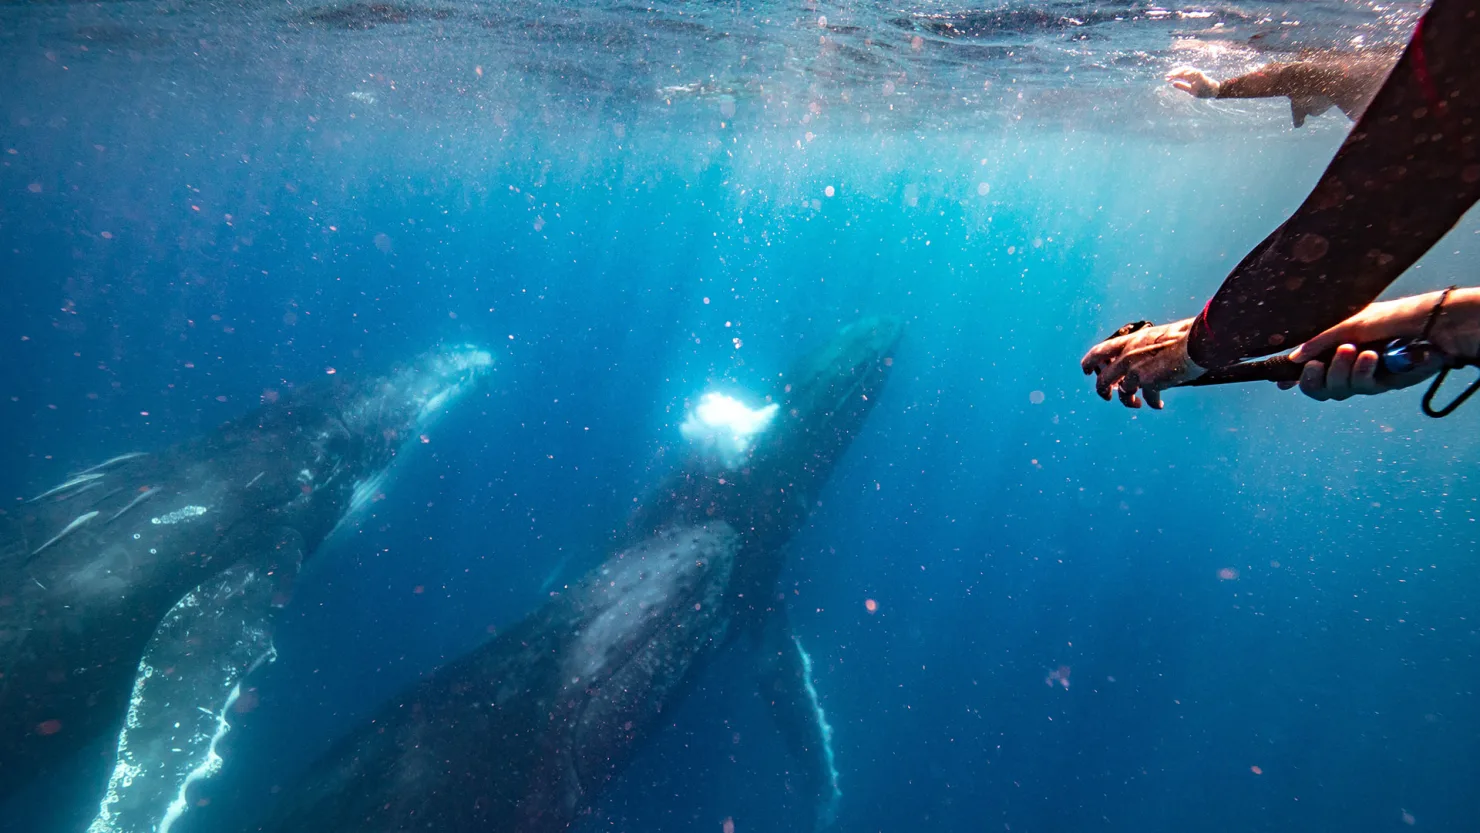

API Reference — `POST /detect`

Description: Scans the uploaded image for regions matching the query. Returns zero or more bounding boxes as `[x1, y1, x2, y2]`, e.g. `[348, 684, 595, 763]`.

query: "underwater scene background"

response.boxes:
[2, 1, 1477, 831]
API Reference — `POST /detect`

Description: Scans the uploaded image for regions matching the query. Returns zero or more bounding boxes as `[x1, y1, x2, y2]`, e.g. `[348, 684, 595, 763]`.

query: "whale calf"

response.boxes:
[0, 344, 494, 832]
[224, 316, 902, 833]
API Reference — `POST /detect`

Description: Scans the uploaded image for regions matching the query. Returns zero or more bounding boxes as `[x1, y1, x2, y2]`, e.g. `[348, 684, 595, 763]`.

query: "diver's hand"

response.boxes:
[1167, 67, 1220, 98]
[1290, 288, 1480, 365]
[1080, 317, 1205, 409]
[1276, 343, 1444, 401]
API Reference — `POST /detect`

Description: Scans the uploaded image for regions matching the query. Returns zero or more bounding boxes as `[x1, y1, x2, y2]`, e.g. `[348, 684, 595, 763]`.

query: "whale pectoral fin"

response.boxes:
[87, 528, 306, 833]
[754, 612, 841, 831]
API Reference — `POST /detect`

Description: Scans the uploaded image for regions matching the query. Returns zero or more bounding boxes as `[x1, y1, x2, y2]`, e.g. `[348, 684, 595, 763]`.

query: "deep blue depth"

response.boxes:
[3, 4, 1479, 832]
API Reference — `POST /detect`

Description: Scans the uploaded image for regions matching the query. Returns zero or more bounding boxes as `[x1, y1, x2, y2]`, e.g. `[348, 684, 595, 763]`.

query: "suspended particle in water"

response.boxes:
[977, 182, 991, 196]
[1250, 765, 1263, 775]
[824, 185, 835, 198]
[1217, 567, 1239, 581]
[1046, 665, 1070, 689]
[722, 818, 736, 833]
[864, 598, 878, 613]
[1028, 390, 1045, 405]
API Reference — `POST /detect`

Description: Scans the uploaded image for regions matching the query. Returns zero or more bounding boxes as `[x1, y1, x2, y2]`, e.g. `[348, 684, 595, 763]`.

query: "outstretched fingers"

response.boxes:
[1098, 348, 1160, 408]
[1094, 352, 1132, 400]
[1165, 68, 1216, 97]
[1081, 337, 1127, 378]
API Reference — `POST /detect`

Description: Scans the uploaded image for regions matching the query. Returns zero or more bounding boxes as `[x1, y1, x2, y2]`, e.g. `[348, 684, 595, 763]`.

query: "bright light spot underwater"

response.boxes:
[680, 392, 778, 468]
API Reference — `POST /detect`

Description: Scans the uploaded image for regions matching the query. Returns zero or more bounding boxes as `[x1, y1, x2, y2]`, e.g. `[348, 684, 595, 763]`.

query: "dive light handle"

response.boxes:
[1181, 338, 1435, 387]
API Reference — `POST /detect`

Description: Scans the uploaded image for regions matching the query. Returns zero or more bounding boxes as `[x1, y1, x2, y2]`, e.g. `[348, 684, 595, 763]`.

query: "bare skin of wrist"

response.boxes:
[1287, 288, 1480, 363]
[1429, 288, 1480, 359]
[1281, 287, 1480, 402]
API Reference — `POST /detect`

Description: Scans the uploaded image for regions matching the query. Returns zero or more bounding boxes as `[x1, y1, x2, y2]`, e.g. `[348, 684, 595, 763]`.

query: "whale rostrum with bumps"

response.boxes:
[215, 316, 903, 833]
[0, 345, 494, 833]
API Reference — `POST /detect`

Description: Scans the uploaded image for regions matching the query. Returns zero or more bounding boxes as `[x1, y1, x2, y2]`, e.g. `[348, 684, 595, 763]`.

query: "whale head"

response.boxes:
[641, 317, 901, 555]
[318, 343, 495, 522]
[753, 315, 903, 498]
[336, 343, 494, 445]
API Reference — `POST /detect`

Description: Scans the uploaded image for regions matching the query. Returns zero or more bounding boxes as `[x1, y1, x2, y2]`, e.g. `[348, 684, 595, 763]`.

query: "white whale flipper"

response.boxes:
[87, 529, 305, 833]
[755, 611, 841, 831]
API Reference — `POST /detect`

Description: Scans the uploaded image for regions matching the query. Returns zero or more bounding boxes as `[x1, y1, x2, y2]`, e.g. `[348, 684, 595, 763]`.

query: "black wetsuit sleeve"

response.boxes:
[1186, 0, 1480, 368]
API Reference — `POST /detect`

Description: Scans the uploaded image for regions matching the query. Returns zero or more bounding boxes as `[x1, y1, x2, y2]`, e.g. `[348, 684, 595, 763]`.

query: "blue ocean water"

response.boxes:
[2, 1, 1477, 832]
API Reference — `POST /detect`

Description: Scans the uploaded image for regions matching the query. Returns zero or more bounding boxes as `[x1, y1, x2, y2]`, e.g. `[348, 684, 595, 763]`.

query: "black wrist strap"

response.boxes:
[1419, 286, 1479, 417]
[1419, 285, 1456, 342]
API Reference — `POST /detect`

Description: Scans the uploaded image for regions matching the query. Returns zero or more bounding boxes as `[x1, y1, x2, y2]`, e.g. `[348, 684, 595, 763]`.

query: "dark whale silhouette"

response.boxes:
[0, 345, 494, 833]
[231, 316, 903, 833]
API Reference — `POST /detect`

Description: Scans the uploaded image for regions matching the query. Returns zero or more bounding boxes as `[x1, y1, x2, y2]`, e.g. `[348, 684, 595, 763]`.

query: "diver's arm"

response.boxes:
[1186, 0, 1480, 370]
[1167, 63, 1322, 101]
[1280, 288, 1480, 400]
[1086, 0, 1480, 408]
[1170, 57, 1390, 116]
[1210, 62, 1310, 100]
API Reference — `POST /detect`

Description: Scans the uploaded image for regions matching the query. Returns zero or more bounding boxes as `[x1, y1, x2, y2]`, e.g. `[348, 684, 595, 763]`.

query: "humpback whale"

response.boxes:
[0, 344, 494, 831]
[223, 316, 902, 833]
